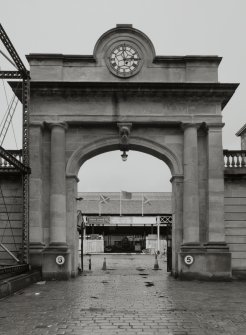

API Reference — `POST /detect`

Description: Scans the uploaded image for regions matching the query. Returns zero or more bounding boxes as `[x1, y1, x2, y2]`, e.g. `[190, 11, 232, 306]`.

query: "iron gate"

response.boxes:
[159, 215, 172, 272]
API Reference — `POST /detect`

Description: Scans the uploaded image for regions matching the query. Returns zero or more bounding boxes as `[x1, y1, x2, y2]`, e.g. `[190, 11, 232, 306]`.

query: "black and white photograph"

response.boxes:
[0, 1, 246, 334]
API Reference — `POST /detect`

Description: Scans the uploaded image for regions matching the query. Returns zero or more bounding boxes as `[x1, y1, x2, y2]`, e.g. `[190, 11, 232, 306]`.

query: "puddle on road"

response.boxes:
[81, 307, 105, 312]
[105, 269, 116, 273]
[35, 325, 49, 329]
[145, 281, 154, 287]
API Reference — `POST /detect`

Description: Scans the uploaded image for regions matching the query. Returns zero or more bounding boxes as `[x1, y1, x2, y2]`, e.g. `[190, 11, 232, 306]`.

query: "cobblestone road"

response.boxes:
[1, 254, 246, 335]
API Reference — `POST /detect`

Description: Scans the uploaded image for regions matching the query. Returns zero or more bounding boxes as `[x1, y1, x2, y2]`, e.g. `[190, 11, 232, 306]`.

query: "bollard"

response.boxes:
[153, 253, 159, 270]
[88, 255, 91, 271]
[102, 257, 107, 270]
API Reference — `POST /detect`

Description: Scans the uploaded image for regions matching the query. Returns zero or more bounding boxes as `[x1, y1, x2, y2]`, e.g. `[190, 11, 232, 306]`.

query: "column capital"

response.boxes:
[66, 174, 80, 183]
[29, 121, 45, 128]
[47, 122, 68, 131]
[206, 123, 225, 131]
[181, 122, 201, 131]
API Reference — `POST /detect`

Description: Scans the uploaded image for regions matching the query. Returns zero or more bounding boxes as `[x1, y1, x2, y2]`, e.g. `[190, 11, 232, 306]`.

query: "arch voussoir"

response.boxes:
[66, 136, 182, 177]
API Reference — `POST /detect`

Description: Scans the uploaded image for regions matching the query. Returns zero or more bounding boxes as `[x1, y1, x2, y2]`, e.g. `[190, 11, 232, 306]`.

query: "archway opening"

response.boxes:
[76, 150, 173, 272]
[78, 150, 171, 192]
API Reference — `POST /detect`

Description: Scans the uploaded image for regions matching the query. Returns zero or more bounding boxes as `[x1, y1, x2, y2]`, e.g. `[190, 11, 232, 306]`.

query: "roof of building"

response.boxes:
[77, 192, 172, 215]
[236, 123, 246, 137]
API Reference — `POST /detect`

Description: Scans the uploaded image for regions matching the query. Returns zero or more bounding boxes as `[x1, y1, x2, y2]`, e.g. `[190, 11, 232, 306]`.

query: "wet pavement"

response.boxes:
[0, 254, 246, 334]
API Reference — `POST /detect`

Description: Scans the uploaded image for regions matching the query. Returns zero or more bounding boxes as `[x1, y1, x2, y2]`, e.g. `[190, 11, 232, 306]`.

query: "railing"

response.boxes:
[159, 215, 172, 225]
[0, 149, 22, 169]
[224, 150, 246, 168]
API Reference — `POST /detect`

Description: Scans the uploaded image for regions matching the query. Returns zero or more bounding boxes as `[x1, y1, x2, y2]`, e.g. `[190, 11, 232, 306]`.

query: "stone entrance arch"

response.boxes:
[66, 136, 182, 176]
[66, 136, 182, 277]
[24, 24, 238, 280]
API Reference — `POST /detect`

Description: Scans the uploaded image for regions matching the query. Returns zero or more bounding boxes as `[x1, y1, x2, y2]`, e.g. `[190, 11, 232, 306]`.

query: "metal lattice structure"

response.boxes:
[0, 146, 30, 173]
[159, 215, 172, 225]
[0, 24, 30, 265]
[21, 79, 30, 263]
[0, 71, 22, 79]
[0, 95, 19, 146]
[0, 24, 29, 78]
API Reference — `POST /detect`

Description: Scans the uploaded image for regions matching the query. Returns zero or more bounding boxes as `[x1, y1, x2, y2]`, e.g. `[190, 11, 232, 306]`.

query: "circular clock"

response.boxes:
[108, 43, 142, 78]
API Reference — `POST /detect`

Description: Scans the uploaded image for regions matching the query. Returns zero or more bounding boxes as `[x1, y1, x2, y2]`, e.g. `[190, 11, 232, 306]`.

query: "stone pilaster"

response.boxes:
[206, 124, 226, 244]
[29, 122, 45, 266]
[49, 122, 68, 246]
[170, 175, 183, 277]
[182, 123, 200, 245]
[42, 122, 70, 280]
[178, 123, 231, 280]
[66, 175, 80, 278]
[205, 127, 232, 279]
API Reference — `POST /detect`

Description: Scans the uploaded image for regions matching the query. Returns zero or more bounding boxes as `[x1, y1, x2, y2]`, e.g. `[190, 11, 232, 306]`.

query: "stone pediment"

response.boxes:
[93, 24, 156, 68]
[26, 24, 223, 83]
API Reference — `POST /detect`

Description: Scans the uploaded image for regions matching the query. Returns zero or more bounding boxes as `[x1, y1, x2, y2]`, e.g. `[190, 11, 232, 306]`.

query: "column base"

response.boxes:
[204, 242, 229, 251]
[178, 243, 232, 281]
[42, 244, 71, 280]
[29, 242, 46, 268]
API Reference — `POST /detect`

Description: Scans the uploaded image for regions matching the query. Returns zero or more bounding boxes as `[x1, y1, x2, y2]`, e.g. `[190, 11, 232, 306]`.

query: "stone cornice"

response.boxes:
[154, 55, 222, 65]
[26, 54, 222, 65]
[26, 54, 96, 63]
[10, 81, 239, 110]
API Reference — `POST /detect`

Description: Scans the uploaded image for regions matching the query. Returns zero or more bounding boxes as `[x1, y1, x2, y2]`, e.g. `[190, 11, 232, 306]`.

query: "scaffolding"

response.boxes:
[0, 24, 30, 274]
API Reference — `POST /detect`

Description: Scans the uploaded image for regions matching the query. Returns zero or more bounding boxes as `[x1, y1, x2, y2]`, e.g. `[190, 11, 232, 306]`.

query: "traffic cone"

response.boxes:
[102, 257, 107, 270]
[154, 253, 159, 270]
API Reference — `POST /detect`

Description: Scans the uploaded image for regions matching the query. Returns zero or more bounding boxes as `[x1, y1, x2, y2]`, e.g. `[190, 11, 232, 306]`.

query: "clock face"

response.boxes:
[109, 44, 141, 77]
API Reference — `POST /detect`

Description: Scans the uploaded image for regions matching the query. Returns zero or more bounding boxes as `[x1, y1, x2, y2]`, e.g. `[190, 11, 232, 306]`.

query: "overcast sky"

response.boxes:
[0, 0, 245, 192]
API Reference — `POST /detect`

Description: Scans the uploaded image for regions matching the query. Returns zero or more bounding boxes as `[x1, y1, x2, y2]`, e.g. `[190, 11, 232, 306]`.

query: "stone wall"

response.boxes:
[225, 175, 246, 278]
[0, 173, 23, 264]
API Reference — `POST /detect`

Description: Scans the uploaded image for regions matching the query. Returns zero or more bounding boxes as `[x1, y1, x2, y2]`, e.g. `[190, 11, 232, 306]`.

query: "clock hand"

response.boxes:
[126, 56, 141, 61]
[122, 45, 127, 60]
